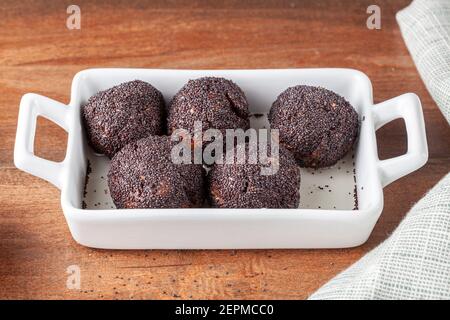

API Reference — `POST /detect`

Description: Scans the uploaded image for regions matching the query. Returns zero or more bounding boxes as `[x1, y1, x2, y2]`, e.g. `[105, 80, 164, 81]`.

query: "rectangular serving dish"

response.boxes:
[14, 68, 428, 249]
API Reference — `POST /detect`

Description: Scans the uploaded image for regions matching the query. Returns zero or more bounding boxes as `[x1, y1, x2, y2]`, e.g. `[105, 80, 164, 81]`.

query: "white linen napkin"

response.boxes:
[309, 172, 450, 300]
[397, 0, 450, 124]
[310, 0, 450, 299]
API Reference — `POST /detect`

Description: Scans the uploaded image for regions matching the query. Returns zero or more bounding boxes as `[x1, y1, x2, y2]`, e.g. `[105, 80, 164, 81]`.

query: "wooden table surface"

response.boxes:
[1, 0, 449, 300]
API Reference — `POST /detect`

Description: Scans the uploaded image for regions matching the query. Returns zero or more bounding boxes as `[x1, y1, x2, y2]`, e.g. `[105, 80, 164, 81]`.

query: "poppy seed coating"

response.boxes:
[207, 143, 300, 208]
[268, 85, 359, 168]
[82, 80, 166, 158]
[108, 135, 205, 209]
[167, 77, 250, 136]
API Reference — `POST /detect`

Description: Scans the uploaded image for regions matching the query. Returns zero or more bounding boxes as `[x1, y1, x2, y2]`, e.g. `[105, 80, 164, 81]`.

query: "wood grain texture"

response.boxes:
[0, 0, 449, 300]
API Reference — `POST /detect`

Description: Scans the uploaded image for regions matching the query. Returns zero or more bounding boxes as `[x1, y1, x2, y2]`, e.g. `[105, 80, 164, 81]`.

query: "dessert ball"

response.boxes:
[108, 135, 204, 209]
[207, 143, 300, 208]
[82, 80, 166, 158]
[167, 77, 250, 136]
[268, 85, 359, 168]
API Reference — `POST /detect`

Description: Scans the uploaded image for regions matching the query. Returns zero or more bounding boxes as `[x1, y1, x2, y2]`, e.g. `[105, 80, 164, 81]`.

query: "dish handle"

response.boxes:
[14, 93, 69, 190]
[372, 93, 428, 187]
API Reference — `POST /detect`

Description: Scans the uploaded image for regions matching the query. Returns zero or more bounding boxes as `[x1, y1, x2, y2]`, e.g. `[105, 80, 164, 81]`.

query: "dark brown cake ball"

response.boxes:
[167, 77, 250, 136]
[82, 80, 166, 158]
[207, 143, 300, 208]
[268, 85, 359, 168]
[108, 135, 204, 209]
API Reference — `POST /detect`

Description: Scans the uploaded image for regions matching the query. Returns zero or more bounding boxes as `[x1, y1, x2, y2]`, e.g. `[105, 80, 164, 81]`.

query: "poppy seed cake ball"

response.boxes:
[167, 77, 250, 136]
[108, 135, 205, 209]
[268, 85, 359, 168]
[82, 80, 166, 158]
[206, 143, 300, 208]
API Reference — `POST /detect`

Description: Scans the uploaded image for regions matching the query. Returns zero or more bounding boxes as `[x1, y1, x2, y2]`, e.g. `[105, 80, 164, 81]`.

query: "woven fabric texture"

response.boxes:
[309, 0, 450, 300]
[397, 0, 450, 124]
[309, 172, 450, 299]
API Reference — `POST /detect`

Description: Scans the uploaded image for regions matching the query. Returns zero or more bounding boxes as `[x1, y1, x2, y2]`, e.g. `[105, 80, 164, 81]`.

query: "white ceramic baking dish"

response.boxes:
[14, 68, 428, 249]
